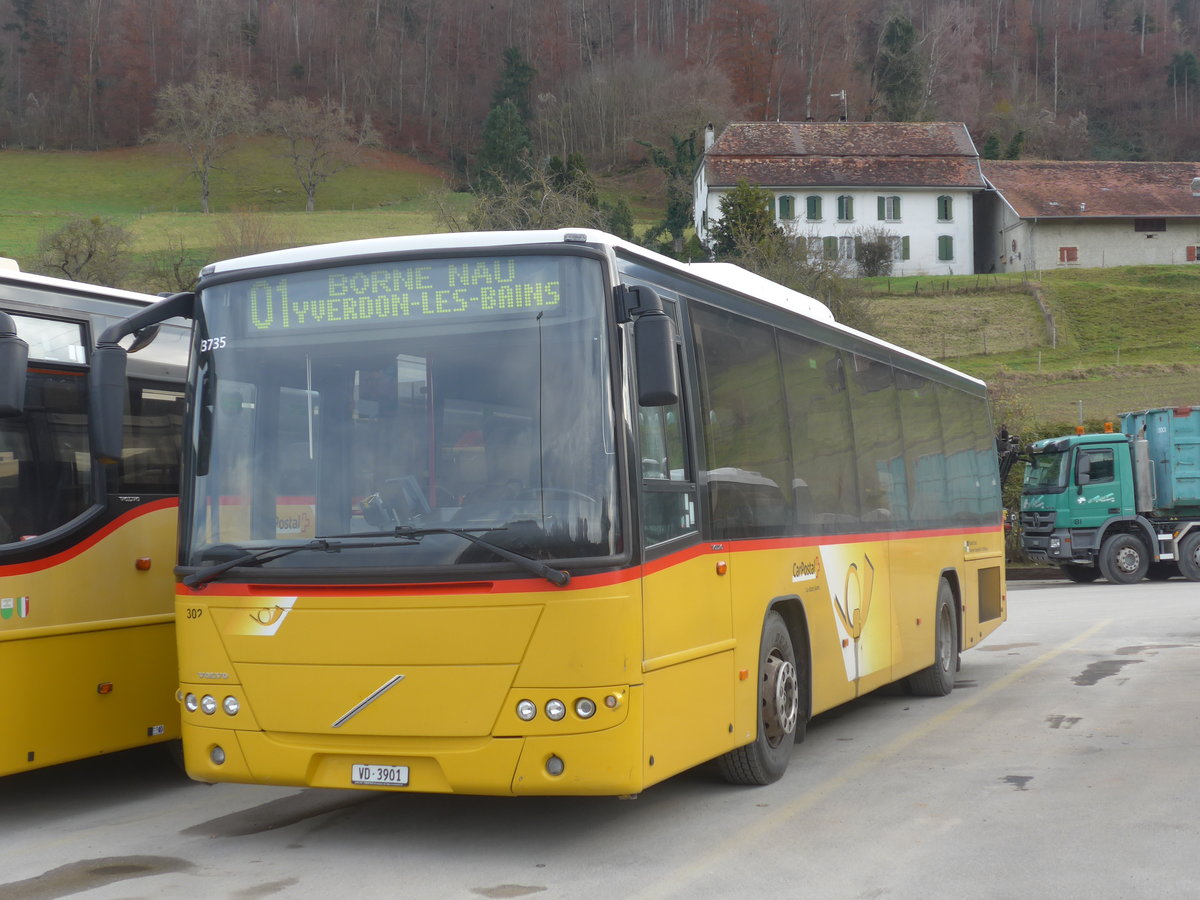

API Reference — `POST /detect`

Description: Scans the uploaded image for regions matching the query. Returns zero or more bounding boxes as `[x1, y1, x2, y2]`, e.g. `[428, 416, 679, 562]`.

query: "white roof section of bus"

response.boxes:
[0, 263, 159, 306]
[202, 229, 982, 388]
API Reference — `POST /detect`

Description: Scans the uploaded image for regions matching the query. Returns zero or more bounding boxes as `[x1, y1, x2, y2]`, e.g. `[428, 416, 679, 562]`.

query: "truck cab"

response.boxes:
[1020, 433, 1146, 581]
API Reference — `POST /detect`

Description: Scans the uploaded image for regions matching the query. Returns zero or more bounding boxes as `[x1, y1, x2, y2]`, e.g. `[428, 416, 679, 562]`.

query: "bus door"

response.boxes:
[635, 314, 735, 775]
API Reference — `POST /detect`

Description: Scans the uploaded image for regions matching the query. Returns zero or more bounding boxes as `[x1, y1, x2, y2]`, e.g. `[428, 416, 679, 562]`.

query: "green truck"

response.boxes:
[1019, 406, 1200, 584]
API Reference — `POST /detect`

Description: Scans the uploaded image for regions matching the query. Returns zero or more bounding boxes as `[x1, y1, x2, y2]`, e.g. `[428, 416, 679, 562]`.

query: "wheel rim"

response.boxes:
[1115, 545, 1141, 574]
[762, 651, 798, 747]
[936, 604, 954, 672]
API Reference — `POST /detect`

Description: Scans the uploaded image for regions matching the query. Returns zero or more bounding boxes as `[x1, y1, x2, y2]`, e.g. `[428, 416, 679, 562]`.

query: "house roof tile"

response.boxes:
[703, 122, 986, 189]
[983, 160, 1200, 218]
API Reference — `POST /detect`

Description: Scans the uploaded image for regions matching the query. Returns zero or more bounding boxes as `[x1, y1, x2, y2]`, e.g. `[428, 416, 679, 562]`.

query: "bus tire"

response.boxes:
[717, 610, 799, 786]
[1098, 534, 1149, 584]
[1178, 532, 1200, 582]
[1061, 564, 1099, 583]
[907, 579, 958, 697]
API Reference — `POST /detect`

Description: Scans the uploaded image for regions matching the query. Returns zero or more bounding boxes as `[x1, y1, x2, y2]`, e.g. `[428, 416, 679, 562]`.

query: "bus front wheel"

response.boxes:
[907, 578, 958, 697]
[717, 610, 799, 786]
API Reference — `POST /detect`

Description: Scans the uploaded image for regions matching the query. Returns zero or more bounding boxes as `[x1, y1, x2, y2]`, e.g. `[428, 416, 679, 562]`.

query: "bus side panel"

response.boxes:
[2, 623, 177, 776]
[0, 504, 180, 776]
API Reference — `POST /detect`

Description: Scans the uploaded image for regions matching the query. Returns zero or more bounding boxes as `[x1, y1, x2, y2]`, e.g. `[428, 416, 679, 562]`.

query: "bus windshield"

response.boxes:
[181, 253, 619, 575]
[1023, 449, 1070, 494]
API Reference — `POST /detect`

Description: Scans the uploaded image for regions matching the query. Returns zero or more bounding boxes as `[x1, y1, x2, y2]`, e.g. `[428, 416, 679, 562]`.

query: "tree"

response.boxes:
[709, 181, 782, 259]
[474, 99, 533, 192]
[265, 97, 379, 212]
[37, 216, 132, 286]
[638, 131, 699, 257]
[493, 47, 537, 127]
[853, 226, 894, 277]
[982, 134, 1002, 159]
[874, 15, 924, 121]
[148, 72, 257, 214]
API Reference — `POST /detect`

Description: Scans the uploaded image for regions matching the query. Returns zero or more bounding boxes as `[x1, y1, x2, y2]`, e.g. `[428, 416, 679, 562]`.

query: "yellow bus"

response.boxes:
[0, 262, 188, 776]
[90, 230, 1005, 795]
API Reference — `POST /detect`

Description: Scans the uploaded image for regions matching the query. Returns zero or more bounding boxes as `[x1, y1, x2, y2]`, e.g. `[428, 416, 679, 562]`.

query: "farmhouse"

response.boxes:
[693, 121, 987, 276]
[977, 161, 1200, 272]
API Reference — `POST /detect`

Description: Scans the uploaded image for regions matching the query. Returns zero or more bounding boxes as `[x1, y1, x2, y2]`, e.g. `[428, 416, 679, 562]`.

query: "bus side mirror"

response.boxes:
[90, 345, 128, 464]
[0, 313, 29, 417]
[623, 285, 679, 407]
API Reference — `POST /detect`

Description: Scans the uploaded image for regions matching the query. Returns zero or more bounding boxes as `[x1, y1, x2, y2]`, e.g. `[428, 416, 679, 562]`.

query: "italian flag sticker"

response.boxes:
[17, 596, 29, 618]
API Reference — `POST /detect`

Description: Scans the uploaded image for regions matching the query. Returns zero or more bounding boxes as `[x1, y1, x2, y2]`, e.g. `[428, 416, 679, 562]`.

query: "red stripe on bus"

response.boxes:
[177, 523, 1000, 598]
[0, 498, 179, 575]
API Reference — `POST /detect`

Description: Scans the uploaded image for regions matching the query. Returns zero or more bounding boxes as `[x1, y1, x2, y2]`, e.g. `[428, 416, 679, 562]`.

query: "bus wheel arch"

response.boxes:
[716, 603, 805, 786]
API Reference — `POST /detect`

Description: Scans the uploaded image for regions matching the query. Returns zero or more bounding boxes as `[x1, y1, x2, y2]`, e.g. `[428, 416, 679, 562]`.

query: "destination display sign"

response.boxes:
[239, 256, 563, 334]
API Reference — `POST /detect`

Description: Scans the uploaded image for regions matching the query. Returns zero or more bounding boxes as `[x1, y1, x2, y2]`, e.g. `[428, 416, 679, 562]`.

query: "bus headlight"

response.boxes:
[200, 694, 218, 715]
[184, 693, 199, 712]
[574, 698, 596, 719]
[516, 700, 537, 721]
[546, 699, 566, 721]
[222, 695, 240, 716]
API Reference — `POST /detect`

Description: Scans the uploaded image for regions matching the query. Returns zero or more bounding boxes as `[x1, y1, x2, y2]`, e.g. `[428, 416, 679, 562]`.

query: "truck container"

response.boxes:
[1019, 406, 1200, 584]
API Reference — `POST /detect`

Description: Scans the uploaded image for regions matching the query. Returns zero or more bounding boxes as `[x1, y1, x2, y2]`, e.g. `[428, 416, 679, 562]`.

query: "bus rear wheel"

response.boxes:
[907, 578, 958, 697]
[717, 610, 799, 786]
[1098, 534, 1149, 584]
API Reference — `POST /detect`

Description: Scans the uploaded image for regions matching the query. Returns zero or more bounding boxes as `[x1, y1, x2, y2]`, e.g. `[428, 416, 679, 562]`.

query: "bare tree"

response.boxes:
[37, 216, 133, 287]
[264, 96, 380, 211]
[148, 71, 257, 214]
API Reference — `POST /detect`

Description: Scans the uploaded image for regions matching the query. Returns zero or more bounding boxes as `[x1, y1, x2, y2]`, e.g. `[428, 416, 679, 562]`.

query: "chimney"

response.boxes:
[704, 123, 715, 152]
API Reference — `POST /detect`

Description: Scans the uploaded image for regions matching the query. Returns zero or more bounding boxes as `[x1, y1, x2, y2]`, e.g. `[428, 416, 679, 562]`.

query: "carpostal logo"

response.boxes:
[792, 558, 821, 583]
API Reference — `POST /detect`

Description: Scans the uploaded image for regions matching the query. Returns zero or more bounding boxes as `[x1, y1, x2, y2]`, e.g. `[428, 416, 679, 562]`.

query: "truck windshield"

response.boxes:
[1023, 449, 1070, 494]
[180, 253, 619, 576]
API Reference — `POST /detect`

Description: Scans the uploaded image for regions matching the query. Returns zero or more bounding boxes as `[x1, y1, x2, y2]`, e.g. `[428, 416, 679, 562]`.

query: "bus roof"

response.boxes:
[0, 265, 161, 307]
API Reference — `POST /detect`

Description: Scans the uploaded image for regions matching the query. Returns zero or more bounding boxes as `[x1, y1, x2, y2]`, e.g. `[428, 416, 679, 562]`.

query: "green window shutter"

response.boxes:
[780, 195, 794, 219]
[938, 195, 952, 220]
[893, 196, 901, 219]
[877, 196, 886, 220]
[938, 235, 953, 261]
[766, 195, 776, 217]
[823, 236, 838, 259]
[807, 196, 822, 220]
[901, 235, 910, 260]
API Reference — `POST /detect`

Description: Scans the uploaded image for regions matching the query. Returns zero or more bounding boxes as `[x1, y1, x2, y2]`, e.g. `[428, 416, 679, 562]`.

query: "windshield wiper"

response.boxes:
[181, 536, 419, 589]
[322, 525, 571, 587]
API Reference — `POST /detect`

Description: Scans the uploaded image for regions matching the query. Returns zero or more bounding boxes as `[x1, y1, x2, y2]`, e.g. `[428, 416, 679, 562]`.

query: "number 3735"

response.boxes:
[200, 336, 228, 352]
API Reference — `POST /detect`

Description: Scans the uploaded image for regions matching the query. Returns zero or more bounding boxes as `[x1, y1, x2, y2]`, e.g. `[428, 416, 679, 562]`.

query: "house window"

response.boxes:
[1059, 246, 1079, 264]
[878, 195, 901, 222]
[822, 236, 838, 260]
[1186, 246, 1199, 262]
[765, 194, 776, 217]
[837, 195, 854, 222]
[838, 236, 855, 260]
[889, 236, 911, 261]
[937, 235, 954, 261]
[937, 195, 953, 221]
[806, 196, 823, 221]
[1134, 218, 1166, 232]
[779, 195, 795, 220]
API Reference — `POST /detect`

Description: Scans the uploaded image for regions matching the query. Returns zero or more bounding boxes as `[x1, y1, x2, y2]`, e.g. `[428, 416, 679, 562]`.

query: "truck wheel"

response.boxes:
[1179, 532, 1200, 582]
[1098, 534, 1149, 584]
[717, 610, 800, 785]
[1061, 564, 1099, 583]
[907, 578, 958, 697]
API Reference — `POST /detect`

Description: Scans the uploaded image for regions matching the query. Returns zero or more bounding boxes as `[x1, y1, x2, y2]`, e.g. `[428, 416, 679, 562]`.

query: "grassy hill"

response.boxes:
[3, 143, 1197, 431]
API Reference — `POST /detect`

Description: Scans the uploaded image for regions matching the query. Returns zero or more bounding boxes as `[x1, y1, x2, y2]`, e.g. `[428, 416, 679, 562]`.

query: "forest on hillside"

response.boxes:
[2, 0, 1200, 169]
